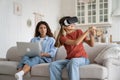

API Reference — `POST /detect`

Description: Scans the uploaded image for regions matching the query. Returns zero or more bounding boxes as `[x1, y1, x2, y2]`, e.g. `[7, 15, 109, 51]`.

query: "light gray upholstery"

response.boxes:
[0, 61, 18, 75]
[31, 63, 50, 76]
[62, 64, 107, 79]
[0, 43, 120, 80]
[6, 46, 21, 62]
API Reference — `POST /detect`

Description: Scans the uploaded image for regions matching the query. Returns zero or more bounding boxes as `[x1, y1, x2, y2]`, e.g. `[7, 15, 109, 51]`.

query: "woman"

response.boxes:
[15, 21, 57, 80]
[49, 16, 96, 80]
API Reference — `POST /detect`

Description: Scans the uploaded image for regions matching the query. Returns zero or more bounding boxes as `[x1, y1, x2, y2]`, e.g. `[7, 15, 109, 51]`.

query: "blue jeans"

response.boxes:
[17, 55, 46, 69]
[49, 57, 90, 80]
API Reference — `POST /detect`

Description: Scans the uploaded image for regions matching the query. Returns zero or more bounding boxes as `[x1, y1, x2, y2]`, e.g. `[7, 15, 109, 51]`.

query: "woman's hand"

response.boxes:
[40, 52, 50, 57]
[40, 53, 44, 57]
[84, 26, 96, 47]
[89, 26, 96, 36]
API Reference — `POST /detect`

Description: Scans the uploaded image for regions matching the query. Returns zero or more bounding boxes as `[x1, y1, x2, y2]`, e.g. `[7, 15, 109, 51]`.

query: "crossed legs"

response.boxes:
[15, 56, 43, 80]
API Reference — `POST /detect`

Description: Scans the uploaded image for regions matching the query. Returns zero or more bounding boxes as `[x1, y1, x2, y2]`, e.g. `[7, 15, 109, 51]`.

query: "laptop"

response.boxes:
[17, 42, 42, 57]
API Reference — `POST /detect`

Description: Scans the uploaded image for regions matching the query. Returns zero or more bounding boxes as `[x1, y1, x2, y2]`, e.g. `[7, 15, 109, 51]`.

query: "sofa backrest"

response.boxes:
[6, 46, 21, 61]
[55, 43, 114, 63]
[84, 43, 108, 63]
[6, 43, 116, 63]
[55, 46, 67, 60]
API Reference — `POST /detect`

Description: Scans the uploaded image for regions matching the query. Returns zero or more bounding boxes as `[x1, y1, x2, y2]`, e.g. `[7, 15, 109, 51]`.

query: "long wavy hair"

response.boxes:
[54, 16, 71, 47]
[34, 21, 53, 37]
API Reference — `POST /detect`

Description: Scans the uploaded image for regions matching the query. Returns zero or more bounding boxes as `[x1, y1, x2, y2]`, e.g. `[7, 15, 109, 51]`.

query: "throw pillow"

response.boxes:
[103, 46, 120, 59]
[94, 43, 118, 64]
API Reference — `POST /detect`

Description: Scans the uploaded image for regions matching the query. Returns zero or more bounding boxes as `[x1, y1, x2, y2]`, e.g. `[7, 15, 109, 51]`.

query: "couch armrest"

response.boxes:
[103, 58, 120, 66]
[0, 58, 7, 61]
[103, 58, 120, 80]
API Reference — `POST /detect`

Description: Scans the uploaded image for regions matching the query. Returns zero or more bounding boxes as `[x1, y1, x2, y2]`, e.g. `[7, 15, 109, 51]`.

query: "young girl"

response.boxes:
[15, 21, 57, 80]
[49, 16, 96, 80]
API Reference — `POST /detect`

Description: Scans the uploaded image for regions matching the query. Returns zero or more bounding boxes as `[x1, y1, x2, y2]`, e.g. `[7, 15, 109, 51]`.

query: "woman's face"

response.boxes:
[64, 24, 75, 30]
[38, 24, 47, 36]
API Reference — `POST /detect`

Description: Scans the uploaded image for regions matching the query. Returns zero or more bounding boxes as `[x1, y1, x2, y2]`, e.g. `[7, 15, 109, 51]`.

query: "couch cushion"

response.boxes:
[31, 63, 50, 76]
[6, 46, 21, 62]
[55, 46, 67, 60]
[62, 64, 108, 79]
[55, 43, 108, 63]
[0, 61, 18, 75]
[94, 43, 118, 64]
[84, 43, 109, 63]
[31, 63, 107, 79]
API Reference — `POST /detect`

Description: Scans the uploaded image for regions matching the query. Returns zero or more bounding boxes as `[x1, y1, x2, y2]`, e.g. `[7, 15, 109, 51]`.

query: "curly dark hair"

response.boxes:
[34, 21, 53, 37]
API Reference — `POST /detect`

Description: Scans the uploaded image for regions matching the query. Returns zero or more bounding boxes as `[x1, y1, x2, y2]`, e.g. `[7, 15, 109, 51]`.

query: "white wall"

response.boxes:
[61, 0, 76, 16]
[109, 0, 120, 42]
[0, 0, 61, 58]
[1, 0, 120, 58]
[109, 17, 120, 41]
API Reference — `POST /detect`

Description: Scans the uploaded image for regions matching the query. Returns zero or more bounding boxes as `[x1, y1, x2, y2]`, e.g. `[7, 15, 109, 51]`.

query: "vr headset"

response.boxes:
[64, 17, 78, 26]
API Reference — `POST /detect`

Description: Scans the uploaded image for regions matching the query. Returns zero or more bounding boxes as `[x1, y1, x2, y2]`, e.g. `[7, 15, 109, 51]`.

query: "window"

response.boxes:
[76, 0, 111, 26]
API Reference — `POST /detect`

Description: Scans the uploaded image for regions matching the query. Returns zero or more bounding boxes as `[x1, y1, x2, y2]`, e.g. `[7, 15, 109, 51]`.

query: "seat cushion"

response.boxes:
[0, 61, 18, 75]
[62, 64, 108, 79]
[31, 63, 107, 79]
[31, 63, 50, 76]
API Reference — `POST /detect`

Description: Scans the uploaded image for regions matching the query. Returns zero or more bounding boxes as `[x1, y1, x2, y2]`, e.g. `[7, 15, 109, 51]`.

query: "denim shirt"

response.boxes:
[30, 36, 57, 62]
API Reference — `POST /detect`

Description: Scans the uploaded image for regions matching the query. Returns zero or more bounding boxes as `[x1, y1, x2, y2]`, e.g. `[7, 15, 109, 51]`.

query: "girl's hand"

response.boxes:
[89, 26, 96, 36]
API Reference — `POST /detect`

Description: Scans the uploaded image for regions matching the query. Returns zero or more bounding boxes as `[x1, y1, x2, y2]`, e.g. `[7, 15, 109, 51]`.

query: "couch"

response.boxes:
[0, 43, 120, 80]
